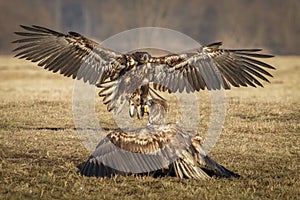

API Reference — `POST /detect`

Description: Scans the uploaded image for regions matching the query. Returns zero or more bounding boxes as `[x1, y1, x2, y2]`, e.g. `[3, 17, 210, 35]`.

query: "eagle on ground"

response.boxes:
[80, 98, 240, 179]
[13, 25, 275, 118]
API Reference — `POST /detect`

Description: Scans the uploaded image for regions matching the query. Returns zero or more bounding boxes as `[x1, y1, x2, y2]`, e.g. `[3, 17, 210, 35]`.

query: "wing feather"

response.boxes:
[81, 125, 193, 175]
[218, 60, 243, 87]
[13, 25, 125, 85]
[147, 42, 275, 93]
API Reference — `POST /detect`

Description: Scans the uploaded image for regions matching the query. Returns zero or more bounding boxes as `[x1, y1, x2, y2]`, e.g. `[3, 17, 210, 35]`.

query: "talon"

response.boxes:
[143, 104, 149, 115]
[129, 100, 135, 117]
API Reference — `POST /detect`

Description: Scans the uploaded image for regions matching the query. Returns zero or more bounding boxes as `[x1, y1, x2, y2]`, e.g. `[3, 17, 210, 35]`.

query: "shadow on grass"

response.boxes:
[0, 124, 121, 132]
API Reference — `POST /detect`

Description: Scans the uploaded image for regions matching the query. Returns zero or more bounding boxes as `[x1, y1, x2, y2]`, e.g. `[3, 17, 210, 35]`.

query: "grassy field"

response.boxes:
[0, 55, 299, 199]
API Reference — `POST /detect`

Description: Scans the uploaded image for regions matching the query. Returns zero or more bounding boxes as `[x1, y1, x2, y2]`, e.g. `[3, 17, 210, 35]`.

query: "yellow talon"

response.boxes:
[144, 104, 149, 115]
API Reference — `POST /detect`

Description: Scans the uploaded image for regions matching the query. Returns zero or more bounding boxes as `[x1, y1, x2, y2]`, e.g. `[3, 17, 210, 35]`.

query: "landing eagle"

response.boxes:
[13, 25, 275, 117]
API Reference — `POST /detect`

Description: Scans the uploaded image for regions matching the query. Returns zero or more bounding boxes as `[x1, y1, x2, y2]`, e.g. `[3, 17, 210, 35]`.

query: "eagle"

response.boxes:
[80, 98, 240, 179]
[13, 25, 275, 118]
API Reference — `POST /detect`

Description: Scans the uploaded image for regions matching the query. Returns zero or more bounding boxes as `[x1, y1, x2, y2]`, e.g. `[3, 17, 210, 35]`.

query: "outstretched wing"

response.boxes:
[150, 42, 275, 92]
[80, 125, 192, 176]
[13, 25, 126, 85]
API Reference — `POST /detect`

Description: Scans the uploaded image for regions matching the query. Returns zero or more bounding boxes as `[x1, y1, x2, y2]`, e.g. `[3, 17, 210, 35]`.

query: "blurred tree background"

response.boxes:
[0, 0, 299, 55]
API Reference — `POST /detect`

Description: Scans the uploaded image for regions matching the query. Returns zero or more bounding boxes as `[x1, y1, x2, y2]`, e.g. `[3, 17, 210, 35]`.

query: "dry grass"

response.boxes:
[0, 55, 299, 199]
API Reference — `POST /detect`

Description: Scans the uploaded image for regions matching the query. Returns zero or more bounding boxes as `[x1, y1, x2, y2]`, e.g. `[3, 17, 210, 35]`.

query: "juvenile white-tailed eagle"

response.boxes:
[80, 98, 240, 179]
[13, 25, 275, 117]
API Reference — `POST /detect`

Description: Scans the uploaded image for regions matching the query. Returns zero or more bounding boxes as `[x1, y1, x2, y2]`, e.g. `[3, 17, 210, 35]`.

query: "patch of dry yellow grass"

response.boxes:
[0, 55, 299, 199]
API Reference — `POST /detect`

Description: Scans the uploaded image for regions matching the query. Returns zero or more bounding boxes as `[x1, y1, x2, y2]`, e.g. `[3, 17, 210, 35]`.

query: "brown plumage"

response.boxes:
[13, 25, 275, 117]
[80, 99, 239, 179]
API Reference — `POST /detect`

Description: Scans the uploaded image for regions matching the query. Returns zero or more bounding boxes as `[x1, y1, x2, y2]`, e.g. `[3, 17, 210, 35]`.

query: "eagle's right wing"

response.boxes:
[13, 25, 127, 85]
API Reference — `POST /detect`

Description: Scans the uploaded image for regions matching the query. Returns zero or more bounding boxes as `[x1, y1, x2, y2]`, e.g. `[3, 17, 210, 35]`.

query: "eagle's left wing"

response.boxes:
[150, 42, 275, 92]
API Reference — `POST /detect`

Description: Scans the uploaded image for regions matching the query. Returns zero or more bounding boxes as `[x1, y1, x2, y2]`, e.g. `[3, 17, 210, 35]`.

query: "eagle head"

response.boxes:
[132, 52, 151, 64]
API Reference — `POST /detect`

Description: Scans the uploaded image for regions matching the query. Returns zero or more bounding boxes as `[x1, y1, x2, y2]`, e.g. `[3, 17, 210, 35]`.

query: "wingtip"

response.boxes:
[206, 41, 223, 48]
[19, 24, 27, 29]
[19, 24, 34, 30]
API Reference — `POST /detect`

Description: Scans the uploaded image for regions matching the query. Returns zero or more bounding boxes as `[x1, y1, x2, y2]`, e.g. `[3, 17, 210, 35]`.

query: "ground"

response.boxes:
[0, 55, 299, 199]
